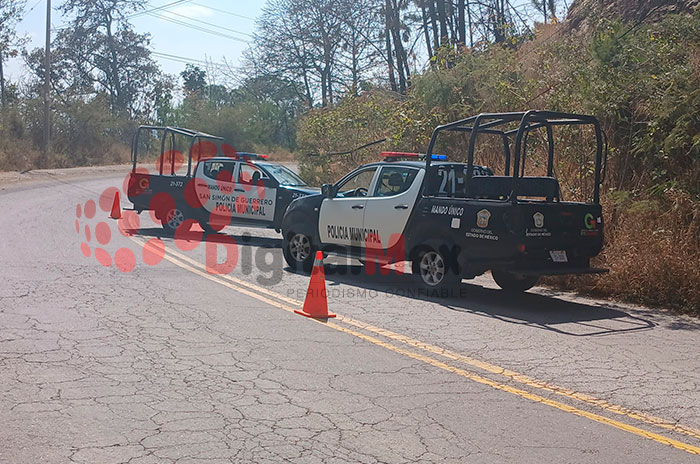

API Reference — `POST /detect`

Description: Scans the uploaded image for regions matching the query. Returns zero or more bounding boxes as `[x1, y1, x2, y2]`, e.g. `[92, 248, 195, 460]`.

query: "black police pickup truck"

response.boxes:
[126, 126, 318, 234]
[281, 111, 608, 292]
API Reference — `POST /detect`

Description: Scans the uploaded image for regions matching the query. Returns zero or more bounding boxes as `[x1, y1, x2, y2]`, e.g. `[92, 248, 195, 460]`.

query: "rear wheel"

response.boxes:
[161, 208, 187, 235]
[413, 247, 460, 295]
[283, 231, 316, 272]
[491, 270, 539, 293]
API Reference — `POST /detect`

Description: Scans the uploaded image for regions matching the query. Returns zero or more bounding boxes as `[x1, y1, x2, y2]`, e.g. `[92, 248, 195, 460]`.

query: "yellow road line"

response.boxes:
[335, 317, 700, 442]
[128, 235, 700, 454]
[326, 322, 700, 456]
[150, 238, 700, 443]
[149, 237, 304, 307]
[153, 247, 300, 314]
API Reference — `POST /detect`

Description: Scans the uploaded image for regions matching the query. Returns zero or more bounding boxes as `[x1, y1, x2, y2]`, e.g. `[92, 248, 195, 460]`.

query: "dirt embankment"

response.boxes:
[0, 164, 136, 192]
[567, 0, 699, 30]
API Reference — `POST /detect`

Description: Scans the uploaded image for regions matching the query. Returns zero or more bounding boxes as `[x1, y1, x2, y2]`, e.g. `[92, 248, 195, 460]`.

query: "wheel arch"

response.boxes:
[282, 211, 319, 245]
[409, 237, 463, 275]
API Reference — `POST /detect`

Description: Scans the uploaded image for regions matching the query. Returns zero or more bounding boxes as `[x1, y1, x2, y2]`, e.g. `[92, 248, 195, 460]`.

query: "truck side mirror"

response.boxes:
[321, 184, 336, 198]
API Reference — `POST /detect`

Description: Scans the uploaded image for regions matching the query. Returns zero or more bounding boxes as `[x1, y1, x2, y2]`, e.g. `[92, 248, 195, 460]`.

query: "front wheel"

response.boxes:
[283, 231, 316, 272]
[412, 247, 460, 295]
[491, 270, 539, 293]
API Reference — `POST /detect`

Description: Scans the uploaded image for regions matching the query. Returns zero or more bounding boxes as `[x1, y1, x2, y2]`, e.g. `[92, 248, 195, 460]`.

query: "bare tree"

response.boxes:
[531, 0, 559, 24]
[457, 0, 466, 45]
[417, 0, 433, 58]
[435, 0, 449, 44]
[426, 0, 440, 50]
[388, 0, 411, 91]
[249, 0, 387, 105]
[336, 0, 383, 95]
[248, 0, 538, 101]
[299, 0, 344, 105]
[247, 0, 317, 107]
[384, 0, 398, 91]
[248, 0, 343, 107]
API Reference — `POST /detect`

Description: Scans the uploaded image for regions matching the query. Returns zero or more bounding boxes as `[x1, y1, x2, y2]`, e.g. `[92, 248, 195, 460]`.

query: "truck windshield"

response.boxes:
[259, 163, 307, 186]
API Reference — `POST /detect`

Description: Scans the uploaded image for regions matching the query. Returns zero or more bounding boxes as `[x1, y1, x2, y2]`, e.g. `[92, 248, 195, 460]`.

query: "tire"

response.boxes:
[283, 231, 316, 273]
[161, 207, 187, 235]
[491, 270, 539, 293]
[412, 246, 461, 295]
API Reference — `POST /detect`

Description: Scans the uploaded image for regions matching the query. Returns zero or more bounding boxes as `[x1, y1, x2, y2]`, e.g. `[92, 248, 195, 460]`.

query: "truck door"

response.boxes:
[197, 159, 236, 216]
[318, 167, 378, 247]
[362, 166, 423, 251]
[234, 162, 277, 223]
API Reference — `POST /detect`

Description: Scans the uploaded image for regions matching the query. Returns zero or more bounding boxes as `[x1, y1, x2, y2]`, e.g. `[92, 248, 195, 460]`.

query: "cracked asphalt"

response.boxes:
[1, 169, 700, 463]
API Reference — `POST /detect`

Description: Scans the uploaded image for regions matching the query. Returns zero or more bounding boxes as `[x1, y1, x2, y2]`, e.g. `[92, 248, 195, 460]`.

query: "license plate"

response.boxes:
[549, 250, 568, 263]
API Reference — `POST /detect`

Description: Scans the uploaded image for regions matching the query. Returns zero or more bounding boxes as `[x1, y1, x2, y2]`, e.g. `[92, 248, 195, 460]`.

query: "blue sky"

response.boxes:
[6, 0, 557, 86]
[5, 0, 263, 83]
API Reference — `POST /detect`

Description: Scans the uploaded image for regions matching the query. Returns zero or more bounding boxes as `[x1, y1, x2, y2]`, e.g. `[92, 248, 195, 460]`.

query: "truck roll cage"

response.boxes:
[130, 125, 224, 177]
[424, 110, 607, 204]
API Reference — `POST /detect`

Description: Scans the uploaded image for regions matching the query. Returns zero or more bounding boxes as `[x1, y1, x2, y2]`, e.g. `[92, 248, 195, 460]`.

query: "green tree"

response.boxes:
[0, 0, 25, 107]
[53, 0, 162, 117]
[181, 64, 207, 95]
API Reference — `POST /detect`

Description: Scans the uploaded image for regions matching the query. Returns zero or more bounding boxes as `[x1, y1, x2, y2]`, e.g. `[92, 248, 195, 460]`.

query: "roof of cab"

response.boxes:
[361, 160, 469, 169]
[198, 155, 267, 163]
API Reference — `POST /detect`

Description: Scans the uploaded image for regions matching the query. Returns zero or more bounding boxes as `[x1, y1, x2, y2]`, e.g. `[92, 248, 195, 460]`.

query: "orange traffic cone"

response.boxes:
[295, 251, 336, 319]
[109, 191, 122, 219]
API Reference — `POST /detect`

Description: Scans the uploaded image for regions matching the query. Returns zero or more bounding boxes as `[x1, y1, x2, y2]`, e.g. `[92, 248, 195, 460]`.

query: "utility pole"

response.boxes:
[42, 0, 51, 162]
[0, 48, 5, 108]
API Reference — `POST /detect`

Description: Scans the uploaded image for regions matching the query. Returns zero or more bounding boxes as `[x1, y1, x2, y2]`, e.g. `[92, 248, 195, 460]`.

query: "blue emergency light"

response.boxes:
[381, 152, 447, 161]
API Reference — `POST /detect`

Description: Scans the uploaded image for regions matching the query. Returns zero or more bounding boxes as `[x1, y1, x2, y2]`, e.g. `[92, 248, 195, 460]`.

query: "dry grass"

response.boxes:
[0, 137, 40, 172]
[0, 141, 300, 172]
[547, 190, 700, 313]
[0, 140, 132, 173]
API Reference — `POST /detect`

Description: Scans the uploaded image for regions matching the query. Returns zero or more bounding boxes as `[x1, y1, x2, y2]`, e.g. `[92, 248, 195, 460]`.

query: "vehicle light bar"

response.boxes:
[237, 152, 269, 160]
[381, 151, 447, 161]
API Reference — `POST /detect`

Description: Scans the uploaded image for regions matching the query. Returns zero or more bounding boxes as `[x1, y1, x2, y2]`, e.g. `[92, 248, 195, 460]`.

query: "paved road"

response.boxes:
[1, 169, 700, 463]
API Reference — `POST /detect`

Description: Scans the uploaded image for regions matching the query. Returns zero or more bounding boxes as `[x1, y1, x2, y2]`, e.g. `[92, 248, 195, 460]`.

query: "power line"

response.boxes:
[53, 0, 192, 30]
[26, 0, 43, 14]
[151, 51, 230, 71]
[188, 2, 255, 21]
[155, 8, 253, 37]
[146, 11, 249, 43]
[128, 0, 192, 19]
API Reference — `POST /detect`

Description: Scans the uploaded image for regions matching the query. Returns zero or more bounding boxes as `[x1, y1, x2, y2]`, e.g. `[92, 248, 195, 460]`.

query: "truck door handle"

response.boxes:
[352, 204, 364, 209]
[394, 204, 409, 209]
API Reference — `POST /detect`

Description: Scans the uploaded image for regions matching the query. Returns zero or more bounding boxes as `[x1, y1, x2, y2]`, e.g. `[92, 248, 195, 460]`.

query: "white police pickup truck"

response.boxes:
[126, 126, 318, 234]
[281, 111, 608, 293]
